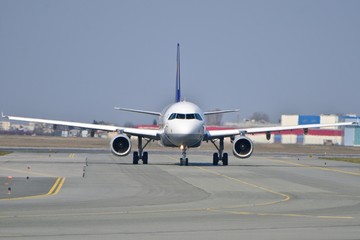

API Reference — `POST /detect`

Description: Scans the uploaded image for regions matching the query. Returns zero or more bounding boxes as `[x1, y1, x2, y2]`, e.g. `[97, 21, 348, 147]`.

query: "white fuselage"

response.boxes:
[159, 101, 205, 148]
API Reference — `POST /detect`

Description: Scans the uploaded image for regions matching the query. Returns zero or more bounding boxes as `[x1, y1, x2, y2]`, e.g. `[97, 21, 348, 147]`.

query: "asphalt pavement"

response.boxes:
[1, 151, 360, 240]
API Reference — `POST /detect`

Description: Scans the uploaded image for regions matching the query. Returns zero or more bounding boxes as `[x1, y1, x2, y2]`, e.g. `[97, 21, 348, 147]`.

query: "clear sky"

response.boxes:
[1, 0, 359, 125]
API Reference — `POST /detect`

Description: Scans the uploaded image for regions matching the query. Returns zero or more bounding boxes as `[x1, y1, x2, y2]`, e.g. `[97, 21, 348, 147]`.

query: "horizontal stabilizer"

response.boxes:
[114, 107, 162, 116]
[204, 109, 239, 115]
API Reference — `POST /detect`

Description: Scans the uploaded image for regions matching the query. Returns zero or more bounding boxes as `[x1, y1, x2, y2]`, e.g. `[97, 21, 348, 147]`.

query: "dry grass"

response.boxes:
[319, 157, 360, 164]
[0, 135, 109, 148]
[0, 151, 11, 156]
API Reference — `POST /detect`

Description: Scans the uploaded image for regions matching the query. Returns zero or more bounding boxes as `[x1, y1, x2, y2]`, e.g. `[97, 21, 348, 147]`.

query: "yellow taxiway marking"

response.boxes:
[0, 202, 353, 220]
[47, 177, 66, 195]
[164, 155, 354, 219]
[270, 159, 360, 176]
[209, 209, 353, 219]
[1, 155, 354, 219]
[0, 177, 65, 201]
[166, 154, 290, 205]
[166, 154, 290, 207]
[196, 166, 291, 206]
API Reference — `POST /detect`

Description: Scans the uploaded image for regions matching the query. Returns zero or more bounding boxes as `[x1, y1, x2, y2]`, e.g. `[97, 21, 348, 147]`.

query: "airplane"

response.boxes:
[2, 44, 358, 166]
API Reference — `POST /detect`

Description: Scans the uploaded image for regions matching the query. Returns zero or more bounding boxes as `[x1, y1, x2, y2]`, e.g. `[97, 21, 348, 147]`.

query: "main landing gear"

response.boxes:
[178, 139, 229, 166]
[210, 137, 228, 166]
[133, 137, 152, 165]
[131, 137, 229, 166]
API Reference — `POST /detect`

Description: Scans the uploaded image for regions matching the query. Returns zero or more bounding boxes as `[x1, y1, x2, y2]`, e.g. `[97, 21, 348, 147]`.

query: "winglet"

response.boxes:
[1, 112, 6, 118]
[175, 43, 181, 102]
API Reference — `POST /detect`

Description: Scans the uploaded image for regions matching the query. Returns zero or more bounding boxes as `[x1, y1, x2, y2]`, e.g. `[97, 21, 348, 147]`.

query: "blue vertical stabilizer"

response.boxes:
[175, 43, 181, 102]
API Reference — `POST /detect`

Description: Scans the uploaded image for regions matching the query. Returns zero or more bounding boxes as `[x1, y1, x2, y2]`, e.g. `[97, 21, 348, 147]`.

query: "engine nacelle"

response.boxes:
[110, 134, 132, 157]
[232, 136, 254, 158]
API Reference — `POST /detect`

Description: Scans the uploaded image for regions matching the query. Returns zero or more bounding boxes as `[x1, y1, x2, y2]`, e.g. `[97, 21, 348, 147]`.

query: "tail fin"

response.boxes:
[175, 43, 181, 102]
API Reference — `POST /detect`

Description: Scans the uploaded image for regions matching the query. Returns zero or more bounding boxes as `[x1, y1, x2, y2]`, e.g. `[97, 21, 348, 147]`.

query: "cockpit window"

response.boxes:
[168, 113, 203, 121]
[169, 113, 176, 120]
[195, 113, 203, 120]
[186, 114, 195, 119]
[177, 114, 186, 119]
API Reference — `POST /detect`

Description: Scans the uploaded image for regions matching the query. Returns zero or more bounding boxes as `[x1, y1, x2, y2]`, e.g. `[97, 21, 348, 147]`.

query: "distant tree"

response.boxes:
[90, 129, 96, 137]
[124, 122, 135, 128]
[93, 120, 110, 125]
[249, 112, 270, 123]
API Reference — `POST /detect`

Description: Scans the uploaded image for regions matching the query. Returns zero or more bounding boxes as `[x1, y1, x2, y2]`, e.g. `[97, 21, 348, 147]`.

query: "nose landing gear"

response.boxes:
[179, 145, 189, 166]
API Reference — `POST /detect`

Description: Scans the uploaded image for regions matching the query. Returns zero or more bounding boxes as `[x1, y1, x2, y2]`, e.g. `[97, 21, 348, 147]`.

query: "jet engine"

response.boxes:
[232, 136, 254, 158]
[110, 134, 132, 157]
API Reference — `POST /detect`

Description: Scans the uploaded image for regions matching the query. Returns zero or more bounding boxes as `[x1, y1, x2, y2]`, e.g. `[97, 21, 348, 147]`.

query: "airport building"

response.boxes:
[0, 121, 10, 131]
[343, 115, 360, 146]
[0, 121, 35, 133]
[246, 114, 360, 146]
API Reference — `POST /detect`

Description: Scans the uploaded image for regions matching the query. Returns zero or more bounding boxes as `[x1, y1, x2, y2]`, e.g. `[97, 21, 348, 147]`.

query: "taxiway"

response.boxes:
[1, 151, 360, 239]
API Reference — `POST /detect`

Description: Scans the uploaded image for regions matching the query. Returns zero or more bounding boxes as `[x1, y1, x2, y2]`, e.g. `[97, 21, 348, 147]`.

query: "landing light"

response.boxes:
[180, 145, 185, 150]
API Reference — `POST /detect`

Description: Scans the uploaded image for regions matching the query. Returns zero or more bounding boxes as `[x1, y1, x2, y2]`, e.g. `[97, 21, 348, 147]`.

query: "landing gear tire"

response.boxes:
[213, 152, 228, 166]
[213, 153, 219, 166]
[133, 152, 139, 165]
[142, 152, 148, 164]
[210, 138, 229, 166]
[180, 158, 189, 166]
[133, 137, 152, 165]
[222, 153, 228, 166]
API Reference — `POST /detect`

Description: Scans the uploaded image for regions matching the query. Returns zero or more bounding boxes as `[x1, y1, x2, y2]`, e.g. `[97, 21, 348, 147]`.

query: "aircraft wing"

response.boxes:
[3, 114, 120, 131]
[2, 114, 160, 139]
[242, 122, 357, 134]
[205, 122, 358, 140]
[122, 128, 161, 140]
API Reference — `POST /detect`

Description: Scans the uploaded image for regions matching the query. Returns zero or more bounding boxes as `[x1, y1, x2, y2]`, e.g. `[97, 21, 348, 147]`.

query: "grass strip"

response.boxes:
[319, 157, 360, 164]
[0, 151, 11, 156]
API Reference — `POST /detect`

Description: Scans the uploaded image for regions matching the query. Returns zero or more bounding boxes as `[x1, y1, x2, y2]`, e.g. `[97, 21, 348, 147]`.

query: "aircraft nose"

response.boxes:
[166, 121, 204, 147]
[172, 122, 203, 135]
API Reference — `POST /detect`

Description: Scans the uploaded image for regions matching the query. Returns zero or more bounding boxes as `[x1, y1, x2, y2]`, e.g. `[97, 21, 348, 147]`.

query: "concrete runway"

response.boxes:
[1, 151, 360, 239]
